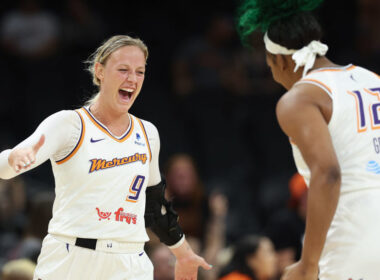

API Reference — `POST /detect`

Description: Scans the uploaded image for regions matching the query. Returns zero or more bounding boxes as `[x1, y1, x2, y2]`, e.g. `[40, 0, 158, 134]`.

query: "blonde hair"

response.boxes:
[85, 35, 149, 106]
[2, 259, 36, 279]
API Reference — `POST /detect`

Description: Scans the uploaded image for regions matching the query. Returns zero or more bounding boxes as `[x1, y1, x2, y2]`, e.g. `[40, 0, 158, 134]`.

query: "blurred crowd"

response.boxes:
[1, 0, 380, 279]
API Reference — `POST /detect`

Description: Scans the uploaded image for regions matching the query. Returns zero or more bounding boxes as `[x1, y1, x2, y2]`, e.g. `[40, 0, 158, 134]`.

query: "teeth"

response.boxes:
[120, 88, 134, 93]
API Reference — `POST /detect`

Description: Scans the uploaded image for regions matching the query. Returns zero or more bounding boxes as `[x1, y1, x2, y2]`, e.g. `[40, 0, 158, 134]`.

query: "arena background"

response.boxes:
[0, 0, 379, 278]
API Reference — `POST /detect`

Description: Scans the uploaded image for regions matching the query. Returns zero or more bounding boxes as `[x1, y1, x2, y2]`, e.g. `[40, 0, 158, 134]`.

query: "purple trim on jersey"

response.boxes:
[137, 119, 152, 162]
[83, 107, 132, 141]
[56, 111, 84, 163]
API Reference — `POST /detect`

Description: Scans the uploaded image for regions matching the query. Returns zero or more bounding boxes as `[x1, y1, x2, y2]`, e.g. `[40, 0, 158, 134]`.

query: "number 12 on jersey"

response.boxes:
[348, 87, 380, 132]
[126, 175, 145, 203]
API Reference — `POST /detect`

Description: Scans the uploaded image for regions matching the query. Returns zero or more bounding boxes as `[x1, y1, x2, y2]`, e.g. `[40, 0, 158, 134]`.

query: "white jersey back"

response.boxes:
[291, 65, 380, 193]
[48, 107, 154, 242]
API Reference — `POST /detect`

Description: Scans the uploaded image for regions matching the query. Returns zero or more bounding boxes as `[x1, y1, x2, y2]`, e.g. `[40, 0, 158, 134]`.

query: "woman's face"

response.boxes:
[247, 238, 277, 279]
[95, 45, 146, 114]
[167, 157, 197, 197]
[265, 51, 299, 90]
[265, 52, 283, 87]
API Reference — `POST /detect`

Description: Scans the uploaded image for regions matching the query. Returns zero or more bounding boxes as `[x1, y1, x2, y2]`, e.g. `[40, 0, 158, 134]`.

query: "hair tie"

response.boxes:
[264, 32, 328, 77]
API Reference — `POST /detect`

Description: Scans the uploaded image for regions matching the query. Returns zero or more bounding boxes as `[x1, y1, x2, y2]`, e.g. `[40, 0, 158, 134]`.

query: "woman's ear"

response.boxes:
[94, 62, 104, 83]
[276, 54, 287, 71]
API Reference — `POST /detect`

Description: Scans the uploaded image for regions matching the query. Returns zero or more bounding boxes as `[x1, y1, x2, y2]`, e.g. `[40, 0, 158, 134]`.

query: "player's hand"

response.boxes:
[175, 251, 212, 280]
[281, 260, 318, 280]
[170, 239, 212, 280]
[8, 134, 45, 172]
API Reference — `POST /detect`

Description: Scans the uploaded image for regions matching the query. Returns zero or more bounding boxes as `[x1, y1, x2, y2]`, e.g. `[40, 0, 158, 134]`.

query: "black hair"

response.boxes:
[267, 11, 323, 50]
[237, 0, 324, 48]
[219, 235, 262, 279]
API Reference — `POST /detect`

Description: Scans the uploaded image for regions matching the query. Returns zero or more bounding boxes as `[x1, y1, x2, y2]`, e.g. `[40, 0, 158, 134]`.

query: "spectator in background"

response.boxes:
[1, 258, 35, 280]
[0, 178, 27, 267]
[201, 191, 229, 280]
[170, 14, 255, 182]
[163, 153, 229, 280]
[171, 13, 236, 97]
[7, 192, 54, 263]
[0, 0, 59, 60]
[0, 0, 63, 136]
[219, 235, 277, 280]
[165, 154, 208, 239]
[264, 173, 307, 278]
[149, 244, 175, 280]
[62, 0, 105, 53]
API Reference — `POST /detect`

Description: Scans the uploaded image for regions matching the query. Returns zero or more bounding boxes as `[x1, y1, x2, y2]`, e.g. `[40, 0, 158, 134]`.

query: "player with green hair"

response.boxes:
[238, 1, 380, 280]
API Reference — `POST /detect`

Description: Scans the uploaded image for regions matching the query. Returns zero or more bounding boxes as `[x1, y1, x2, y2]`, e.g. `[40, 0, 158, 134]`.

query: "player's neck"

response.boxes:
[310, 56, 340, 72]
[89, 101, 131, 137]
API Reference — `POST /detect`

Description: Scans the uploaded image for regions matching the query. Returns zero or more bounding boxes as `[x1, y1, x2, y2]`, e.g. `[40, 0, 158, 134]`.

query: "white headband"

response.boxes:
[264, 32, 328, 77]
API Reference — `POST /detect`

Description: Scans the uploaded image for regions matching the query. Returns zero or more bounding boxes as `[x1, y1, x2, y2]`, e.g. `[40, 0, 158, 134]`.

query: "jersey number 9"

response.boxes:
[126, 175, 145, 203]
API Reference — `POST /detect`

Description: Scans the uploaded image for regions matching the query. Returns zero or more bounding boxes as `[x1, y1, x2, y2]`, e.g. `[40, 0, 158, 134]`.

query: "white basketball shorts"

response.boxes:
[33, 234, 153, 280]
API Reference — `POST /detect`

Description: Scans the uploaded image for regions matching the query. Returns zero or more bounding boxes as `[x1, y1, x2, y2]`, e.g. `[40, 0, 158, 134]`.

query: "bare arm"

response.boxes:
[277, 84, 341, 279]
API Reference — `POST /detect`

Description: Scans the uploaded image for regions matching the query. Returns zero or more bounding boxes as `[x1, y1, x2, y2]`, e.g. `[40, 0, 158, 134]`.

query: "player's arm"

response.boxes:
[144, 123, 212, 279]
[0, 111, 80, 179]
[276, 84, 341, 280]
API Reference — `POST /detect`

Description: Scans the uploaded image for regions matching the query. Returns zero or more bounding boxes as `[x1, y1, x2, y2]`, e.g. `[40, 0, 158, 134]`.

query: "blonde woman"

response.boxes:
[0, 35, 211, 280]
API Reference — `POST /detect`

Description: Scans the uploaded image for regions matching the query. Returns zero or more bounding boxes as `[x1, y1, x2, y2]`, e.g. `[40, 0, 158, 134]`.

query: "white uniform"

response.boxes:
[0, 107, 164, 280]
[292, 64, 380, 279]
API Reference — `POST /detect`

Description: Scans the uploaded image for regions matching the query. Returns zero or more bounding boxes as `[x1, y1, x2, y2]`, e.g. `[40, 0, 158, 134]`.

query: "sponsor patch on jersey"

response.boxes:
[96, 207, 112, 220]
[134, 132, 145, 146]
[95, 207, 137, 224]
[114, 207, 137, 224]
[89, 153, 147, 173]
[366, 160, 380, 174]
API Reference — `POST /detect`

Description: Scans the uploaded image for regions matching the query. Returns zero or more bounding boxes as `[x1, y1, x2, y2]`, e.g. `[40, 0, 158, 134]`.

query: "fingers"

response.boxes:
[199, 258, 213, 271]
[33, 134, 45, 153]
[8, 136, 42, 173]
[13, 154, 36, 172]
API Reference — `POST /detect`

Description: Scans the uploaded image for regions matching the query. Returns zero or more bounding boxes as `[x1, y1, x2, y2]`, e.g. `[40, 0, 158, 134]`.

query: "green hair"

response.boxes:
[237, 0, 324, 44]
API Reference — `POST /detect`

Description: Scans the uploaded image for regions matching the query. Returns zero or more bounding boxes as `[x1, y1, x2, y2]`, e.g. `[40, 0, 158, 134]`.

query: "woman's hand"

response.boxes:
[170, 239, 212, 280]
[8, 135, 45, 172]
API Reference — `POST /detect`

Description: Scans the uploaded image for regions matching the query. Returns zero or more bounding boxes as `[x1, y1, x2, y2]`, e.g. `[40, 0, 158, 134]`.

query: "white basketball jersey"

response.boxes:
[291, 65, 380, 193]
[48, 107, 155, 242]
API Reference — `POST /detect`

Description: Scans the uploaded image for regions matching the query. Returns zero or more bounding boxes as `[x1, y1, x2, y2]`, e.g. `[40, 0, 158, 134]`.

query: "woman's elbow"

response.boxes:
[324, 165, 341, 187]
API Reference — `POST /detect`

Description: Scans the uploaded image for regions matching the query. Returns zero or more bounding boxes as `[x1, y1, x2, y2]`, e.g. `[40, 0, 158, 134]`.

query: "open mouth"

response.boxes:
[119, 88, 134, 102]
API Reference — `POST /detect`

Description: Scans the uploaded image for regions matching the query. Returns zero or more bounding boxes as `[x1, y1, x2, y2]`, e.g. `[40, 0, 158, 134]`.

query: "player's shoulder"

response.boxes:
[36, 109, 82, 134]
[39, 110, 82, 134]
[277, 82, 325, 119]
[44, 109, 80, 123]
[132, 115, 159, 138]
